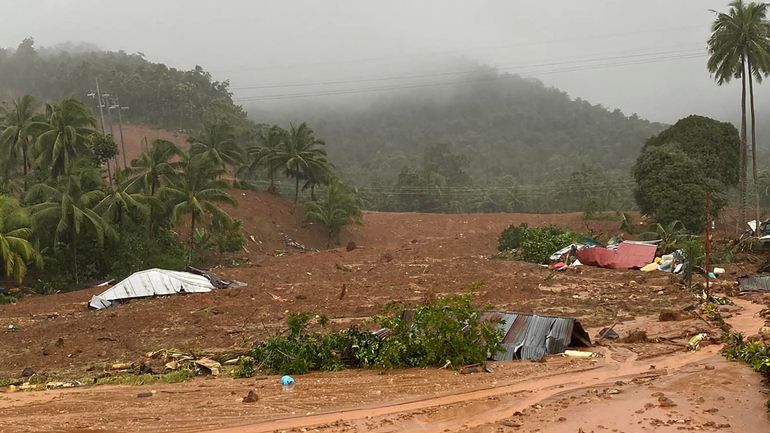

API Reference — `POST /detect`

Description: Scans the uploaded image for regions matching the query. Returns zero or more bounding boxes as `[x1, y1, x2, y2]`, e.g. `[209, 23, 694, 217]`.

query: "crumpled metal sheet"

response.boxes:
[89, 268, 216, 309]
[481, 311, 590, 361]
[737, 274, 770, 293]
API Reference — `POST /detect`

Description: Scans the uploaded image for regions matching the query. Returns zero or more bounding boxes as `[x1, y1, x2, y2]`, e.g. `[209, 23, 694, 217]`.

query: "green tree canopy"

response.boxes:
[633, 142, 726, 232]
[0, 195, 41, 283]
[642, 115, 740, 188]
[35, 97, 96, 177]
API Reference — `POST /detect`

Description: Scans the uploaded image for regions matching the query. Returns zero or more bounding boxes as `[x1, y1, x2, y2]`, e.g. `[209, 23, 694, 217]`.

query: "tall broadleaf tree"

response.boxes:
[159, 152, 236, 256]
[708, 0, 770, 227]
[0, 195, 41, 283]
[26, 174, 114, 282]
[35, 97, 96, 178]
[0, 95, 45, 176]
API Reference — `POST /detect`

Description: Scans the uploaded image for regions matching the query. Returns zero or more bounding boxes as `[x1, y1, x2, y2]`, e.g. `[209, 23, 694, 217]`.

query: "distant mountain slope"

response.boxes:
[0, 38, 239, 130]
[279, 70, 666, 185]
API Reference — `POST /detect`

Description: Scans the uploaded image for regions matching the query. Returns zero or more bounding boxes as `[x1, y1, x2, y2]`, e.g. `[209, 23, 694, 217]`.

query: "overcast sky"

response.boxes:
[2, 0, 755, 123]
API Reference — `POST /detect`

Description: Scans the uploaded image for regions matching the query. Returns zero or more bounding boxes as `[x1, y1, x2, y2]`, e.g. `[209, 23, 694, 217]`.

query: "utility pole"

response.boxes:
[110, 98, 129, 169]
[705, 191, 712, 297]
[91, 79, 113, 186]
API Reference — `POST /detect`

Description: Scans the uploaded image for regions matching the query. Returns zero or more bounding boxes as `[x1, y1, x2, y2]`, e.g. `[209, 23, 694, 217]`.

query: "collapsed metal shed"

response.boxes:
[480, 311, 591, 361]
[89, 268, 216, 309]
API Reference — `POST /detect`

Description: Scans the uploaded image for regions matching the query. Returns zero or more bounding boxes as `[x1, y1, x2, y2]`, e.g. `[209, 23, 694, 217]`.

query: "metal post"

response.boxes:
[116, 103, 128, 169]
[94, 79, 112, 186]
[705, 191, 712, 296]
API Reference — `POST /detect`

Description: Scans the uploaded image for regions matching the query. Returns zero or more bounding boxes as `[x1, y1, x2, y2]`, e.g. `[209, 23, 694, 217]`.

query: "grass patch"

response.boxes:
[0, 377, 19, 387]
[0, 293, 18, 305]
[95, 369, 194, 386]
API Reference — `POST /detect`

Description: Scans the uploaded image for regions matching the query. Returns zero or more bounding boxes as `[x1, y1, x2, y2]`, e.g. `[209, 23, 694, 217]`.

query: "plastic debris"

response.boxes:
[562, 350, 600, 358]
[687, 333, 708, 351]
[280, 375, 295, 392]
[194, 358, 221, 376]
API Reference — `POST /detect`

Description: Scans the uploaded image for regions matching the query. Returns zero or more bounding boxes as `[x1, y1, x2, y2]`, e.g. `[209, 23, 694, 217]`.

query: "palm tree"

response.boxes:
[302, 159, 334, 201]
[0, 95, 44, 176]
[125, 139, 182, 196]
[708, 0, 770, 227]
[95, 171, 152, 225]
[271, 122, 329, 208]
[35, 97, 96, 178]
[188, 120, 243, 173]
[159, 153, 236, 256]
[304, 180, 362, 247]
[25, 174, 114, 282]
[0, 195, 41, 283]
[244, 125, 287, 193]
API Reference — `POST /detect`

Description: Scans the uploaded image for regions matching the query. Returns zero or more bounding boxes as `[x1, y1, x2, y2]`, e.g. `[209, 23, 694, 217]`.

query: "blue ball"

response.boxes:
[280, 375, 295, 386]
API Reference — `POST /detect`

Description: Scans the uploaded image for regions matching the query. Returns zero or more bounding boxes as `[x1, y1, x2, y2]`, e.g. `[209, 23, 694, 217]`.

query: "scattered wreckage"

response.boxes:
[548, 237, 696, 275]
[88, 267, 245, 310]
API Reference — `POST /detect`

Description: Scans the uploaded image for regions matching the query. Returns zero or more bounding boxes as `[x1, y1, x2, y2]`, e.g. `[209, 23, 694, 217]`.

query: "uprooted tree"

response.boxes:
[633, 115, 739, 232]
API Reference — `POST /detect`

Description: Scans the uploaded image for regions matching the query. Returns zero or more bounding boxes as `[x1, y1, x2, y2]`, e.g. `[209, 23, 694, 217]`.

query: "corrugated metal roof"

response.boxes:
[737, 275, 770, 293]
[89, 268, 216, 309]
[481, 311, 590, 361]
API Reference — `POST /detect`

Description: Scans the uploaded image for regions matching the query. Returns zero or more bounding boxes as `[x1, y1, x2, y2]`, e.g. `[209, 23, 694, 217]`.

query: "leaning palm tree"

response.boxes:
[0, 95, 45, 176]
[708, 0, 770, 227]
[35, 97, 96, 178]
[270, 122, 329, 208]
[188, 120, 243, 173]
[0, 195, 41, 283]
[125, 139, 182, 196]
[25, 174, 114, 283]
[159, 152, 236, 256]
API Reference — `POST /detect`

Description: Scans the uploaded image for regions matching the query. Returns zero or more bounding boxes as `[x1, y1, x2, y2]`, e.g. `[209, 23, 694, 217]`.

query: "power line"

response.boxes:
[233, 51, 705, 102]
[232, 47, 704, 91]
[214, 24, 706, 74]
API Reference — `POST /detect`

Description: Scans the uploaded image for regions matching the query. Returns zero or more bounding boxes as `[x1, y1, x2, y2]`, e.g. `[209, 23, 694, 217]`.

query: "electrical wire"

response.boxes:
[233, 51, 705, 102]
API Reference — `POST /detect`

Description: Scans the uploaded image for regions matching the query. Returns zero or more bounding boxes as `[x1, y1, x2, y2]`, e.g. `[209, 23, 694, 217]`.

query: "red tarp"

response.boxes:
[575, 242, 657, 270]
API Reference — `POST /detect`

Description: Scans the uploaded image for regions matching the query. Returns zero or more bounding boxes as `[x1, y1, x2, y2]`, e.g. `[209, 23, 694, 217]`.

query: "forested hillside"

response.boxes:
[1, 39, 669, 213]
[301, 72, 665, 183]
[256, 70, 667, 212]
[0, 38, 240, 129]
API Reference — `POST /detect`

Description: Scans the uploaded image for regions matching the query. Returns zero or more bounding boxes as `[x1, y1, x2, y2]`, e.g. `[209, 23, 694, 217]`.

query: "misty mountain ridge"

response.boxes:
[0, 39, 693, 188]
[249, 69, 667, 186]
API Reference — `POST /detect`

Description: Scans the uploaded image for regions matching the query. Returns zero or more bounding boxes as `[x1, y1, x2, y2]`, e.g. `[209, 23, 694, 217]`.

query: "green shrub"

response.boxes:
[247, 293, 501, 375]
[518, 227, 579, 264]
[723, 332, 770, 376]
[232, 357, 255, 378]
[212, 217, 246, 253]
[374, 293, 503, 369]
[0, 293, 17, 304]
[497, 224, 579, 264]
[497, 223, 528, 251]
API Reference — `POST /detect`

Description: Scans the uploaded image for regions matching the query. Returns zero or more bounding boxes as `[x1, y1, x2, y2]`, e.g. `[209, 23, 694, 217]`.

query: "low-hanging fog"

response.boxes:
[2, 0, 758, 124]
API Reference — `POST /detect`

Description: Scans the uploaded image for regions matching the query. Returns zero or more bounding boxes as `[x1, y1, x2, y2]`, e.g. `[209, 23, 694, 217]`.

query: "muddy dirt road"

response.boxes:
[1, 299, 767, 433]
